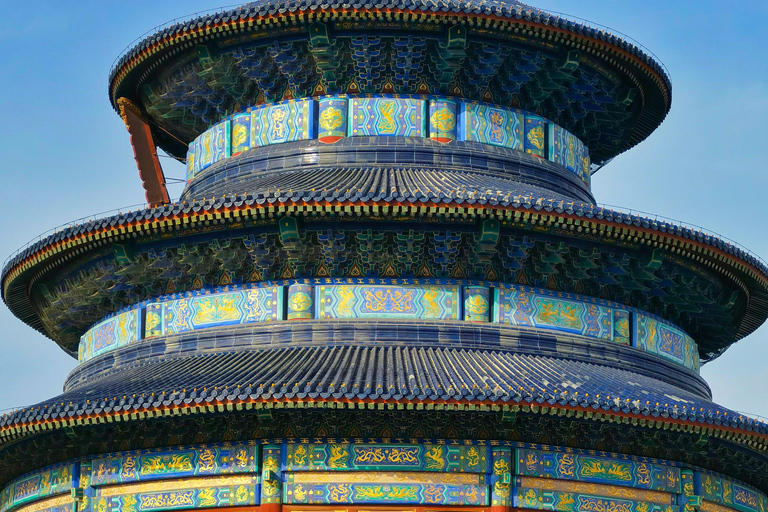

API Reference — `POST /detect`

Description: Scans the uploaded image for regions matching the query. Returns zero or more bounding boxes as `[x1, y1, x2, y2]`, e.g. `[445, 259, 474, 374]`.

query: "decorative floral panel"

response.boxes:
[79, 310, 141, 363]
[145, 287, 282, 338]
[459, 102, 523, 150]
[516, 449, 680, 493]
[636, 315, 699, 372]
[348, 98, 426, 137]
[316, 285, 459, 320]
[250, 99, 315, 147]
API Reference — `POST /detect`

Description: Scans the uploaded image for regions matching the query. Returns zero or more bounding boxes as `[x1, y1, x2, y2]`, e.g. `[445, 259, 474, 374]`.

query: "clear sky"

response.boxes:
[0, 1, 766, 419]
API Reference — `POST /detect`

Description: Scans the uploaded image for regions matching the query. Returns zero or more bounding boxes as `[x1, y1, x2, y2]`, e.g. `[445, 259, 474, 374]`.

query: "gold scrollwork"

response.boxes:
[292, 445, 309, 466]
[424, 446, 445, 470]
[198, 488, 216, 507]
[328, 445, 349, 469]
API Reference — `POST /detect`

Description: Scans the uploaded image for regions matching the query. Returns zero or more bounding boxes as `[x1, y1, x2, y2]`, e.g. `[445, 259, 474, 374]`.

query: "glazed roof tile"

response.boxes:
[4, 185, 766, 282]
[2, 346, 766, 438]
[109, 0, 669, 92]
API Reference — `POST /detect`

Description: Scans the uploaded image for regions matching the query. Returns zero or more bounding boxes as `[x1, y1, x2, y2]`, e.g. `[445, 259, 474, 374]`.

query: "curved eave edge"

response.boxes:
[107, 7, 671, 116]
[4, 198, 766, 301]
[1, 396, 767, 452]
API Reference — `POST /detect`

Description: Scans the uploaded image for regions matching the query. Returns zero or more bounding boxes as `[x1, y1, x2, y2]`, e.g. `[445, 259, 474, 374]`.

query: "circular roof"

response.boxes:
[2, 196, 766, 362]
[108, 0, 671, 164]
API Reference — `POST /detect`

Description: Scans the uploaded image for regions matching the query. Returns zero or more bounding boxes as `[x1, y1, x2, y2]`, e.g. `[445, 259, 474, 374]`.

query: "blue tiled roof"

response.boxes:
[109, 0, 669, 92]
[187, 166, 582, 206]
[4, 190, 765, 283]
[3, 344, 766, 438]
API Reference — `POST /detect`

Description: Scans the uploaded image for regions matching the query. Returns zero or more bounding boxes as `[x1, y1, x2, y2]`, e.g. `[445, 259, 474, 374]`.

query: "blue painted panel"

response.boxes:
[348, 98, 425, 137]
[250, 99, 315, 147]
[460, 102, 523, 149]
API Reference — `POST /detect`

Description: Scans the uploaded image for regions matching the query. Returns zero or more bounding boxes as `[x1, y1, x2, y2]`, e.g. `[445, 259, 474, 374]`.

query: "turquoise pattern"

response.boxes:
[636, 315, 699, 372]
[514, 485, 674, 512]
[516, 449, 680, 493]
[702, 472, 768, 512]
[183, 95, 591, 186]
[187, 120, 231, 181]
[76, 282, 699, 372]
[495, 288, 613, 341]
[90, 443, 257, 486]
[4, 442, 767, 512]
[348, 97, 425, 137]
[78, 309, 140, 363]
[613, 309, 631, 345]
[100, 478, 259, 512]
[144, 287, 283, 338]
[285, 443, 489, 472]
[459, 101, 523, 150]
[230, 113, 251, 155]
[316, 285, 459, 320]
[524, 115, 547, 158]
[287, 284, 314, 320]
[0, 464, 76, 512]
[283, 480, 487, 505]
[549, 124, 590, 186]
[250, 99, 315, 147]
[464, 286, 490, 322]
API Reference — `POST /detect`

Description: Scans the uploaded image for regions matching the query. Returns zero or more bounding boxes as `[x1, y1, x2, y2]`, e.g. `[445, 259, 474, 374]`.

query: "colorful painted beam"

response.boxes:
[77, 281, 698, 372]
[4, 442, 764, 512]
[184, 95, 591, 187]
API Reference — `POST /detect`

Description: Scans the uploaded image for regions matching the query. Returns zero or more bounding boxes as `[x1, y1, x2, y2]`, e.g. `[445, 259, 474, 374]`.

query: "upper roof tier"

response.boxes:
[108, 0, 671, 165]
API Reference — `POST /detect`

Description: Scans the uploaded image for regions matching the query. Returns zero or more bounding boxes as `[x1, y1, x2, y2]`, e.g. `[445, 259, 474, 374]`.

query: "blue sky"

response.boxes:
[0, 1, 767, 419]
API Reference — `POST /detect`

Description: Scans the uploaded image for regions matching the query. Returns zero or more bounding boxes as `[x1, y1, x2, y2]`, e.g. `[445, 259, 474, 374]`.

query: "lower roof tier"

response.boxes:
[1, 439, 767, 512]
[1, 324, 767, 483]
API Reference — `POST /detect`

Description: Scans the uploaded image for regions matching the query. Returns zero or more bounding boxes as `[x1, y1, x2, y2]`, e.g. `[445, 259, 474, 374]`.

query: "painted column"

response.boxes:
[464, 286, 491, 322]
[492, 447, 513, 512]
[75, 461, 93, 512]
[260, 445, 282, 512]
[287, 284, 314, 320]
[681, 470, 701, 512]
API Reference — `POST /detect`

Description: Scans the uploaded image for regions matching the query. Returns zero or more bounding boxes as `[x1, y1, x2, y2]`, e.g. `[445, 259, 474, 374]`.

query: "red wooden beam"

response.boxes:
[117, 97, 171, 207]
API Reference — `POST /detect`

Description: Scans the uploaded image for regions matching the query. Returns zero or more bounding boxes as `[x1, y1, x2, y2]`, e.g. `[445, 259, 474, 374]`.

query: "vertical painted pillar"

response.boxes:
[260, 444, 283, 512]
[464, 286, 491, 322]
[287, 284, 314, 320]
[75, 461, 94, 512]
[491, 447, 513, 512]
[681, 470, 701, 512]
[613, 309, 630, 345]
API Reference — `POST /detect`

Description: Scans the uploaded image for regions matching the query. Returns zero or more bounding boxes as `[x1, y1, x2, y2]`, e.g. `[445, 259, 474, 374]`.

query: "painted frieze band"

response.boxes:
[89, 443, 257, 486]
[77, 281, 698, 373]
[284, 472, 487, 505]
[285, 443, 488, 472]
[3, 442, 766, 512]
[700, 472, 768, 512]
[636, 316, 699, 374]
[516, 448, 680, 493]
[185, 95, 591, 187]
[514, 476, 676, 512]
[144, 287, 283, 338]
[95, 475, 259, 512]
[316, 285, 459, 320]
[0, 464, 77, 512]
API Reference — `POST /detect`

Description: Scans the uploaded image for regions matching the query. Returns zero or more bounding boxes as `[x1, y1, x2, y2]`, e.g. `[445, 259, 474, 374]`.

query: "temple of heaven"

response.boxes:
[3, 3, 768, 512]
